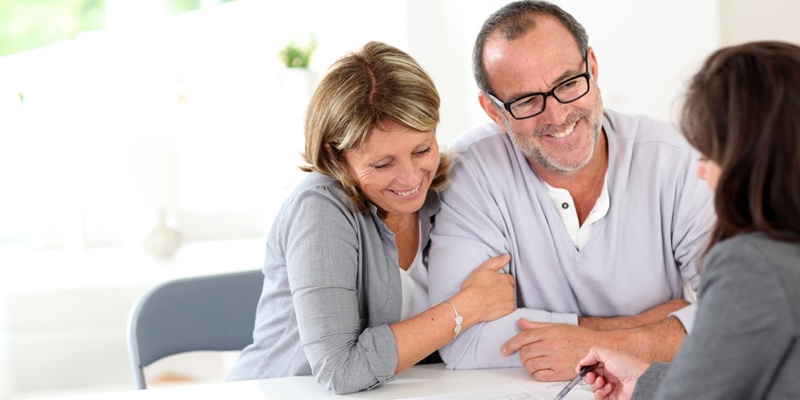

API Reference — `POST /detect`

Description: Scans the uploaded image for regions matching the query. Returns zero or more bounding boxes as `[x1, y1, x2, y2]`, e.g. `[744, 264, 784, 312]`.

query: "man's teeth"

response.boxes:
[393, 186, 420, 197]
[552, 122, 576, 138]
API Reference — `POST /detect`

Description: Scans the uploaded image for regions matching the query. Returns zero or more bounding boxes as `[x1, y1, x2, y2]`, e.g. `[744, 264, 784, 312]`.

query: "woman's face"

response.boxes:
[697, 156, 721, 191]
[344, 120, 439, 218]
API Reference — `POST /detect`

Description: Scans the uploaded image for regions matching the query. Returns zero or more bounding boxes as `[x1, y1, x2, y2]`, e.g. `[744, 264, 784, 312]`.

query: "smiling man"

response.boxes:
[427, 0, 715, 381]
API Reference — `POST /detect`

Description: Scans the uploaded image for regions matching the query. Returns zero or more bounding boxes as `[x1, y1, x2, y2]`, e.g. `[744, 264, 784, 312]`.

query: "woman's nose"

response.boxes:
[395, 158, 421, 184]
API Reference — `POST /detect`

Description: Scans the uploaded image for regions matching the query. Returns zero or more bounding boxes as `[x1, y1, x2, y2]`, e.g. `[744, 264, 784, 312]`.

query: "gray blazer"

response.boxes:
[227, 172, 440, 394]
[633, 232, 800, 399]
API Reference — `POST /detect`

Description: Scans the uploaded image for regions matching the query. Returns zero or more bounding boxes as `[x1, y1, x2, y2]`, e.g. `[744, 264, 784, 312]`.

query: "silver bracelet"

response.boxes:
[445, 299, 463, 342]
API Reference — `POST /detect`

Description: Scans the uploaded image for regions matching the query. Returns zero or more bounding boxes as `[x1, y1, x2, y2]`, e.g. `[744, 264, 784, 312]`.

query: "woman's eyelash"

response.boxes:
[371, 147, 431, 169]
[415, 147, 432, 155]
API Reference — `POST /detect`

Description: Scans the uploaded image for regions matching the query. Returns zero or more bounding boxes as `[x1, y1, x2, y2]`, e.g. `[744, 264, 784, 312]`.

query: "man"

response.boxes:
[427, 0, 715, 381]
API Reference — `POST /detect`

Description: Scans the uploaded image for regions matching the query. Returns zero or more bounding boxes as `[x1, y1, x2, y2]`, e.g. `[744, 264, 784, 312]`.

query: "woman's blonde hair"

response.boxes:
[300, 41, 452, 212]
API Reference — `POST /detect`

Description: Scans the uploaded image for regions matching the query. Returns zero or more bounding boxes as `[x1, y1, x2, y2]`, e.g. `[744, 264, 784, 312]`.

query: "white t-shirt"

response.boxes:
[399, 226, 428, 321]
[544, 176, 610, 250]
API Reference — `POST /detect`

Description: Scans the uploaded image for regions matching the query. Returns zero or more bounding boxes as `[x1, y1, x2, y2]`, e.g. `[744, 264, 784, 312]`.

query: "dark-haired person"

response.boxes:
[579, 40, 800, 400]
[227, 41, 516, 394]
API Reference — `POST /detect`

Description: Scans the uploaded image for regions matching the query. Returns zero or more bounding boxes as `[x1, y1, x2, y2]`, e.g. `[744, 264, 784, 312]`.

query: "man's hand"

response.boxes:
[502, 319, 608, 381]
[502, 315, 687, 381]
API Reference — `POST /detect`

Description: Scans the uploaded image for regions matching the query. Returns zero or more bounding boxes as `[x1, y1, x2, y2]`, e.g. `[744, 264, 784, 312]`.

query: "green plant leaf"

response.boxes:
[278, 34, 318, 68]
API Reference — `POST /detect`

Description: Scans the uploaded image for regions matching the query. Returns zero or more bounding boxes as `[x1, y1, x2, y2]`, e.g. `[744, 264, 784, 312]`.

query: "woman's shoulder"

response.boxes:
[711, 232, 800, 258]
[275, 172, 359, 222]
[292, 171, 343, 193]
[287, 172, 348, 204]
[705, 232, 800, 278]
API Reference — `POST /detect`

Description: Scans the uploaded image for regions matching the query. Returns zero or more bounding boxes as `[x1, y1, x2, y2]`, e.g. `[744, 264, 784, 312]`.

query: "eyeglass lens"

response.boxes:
[509, 75, 588, 119]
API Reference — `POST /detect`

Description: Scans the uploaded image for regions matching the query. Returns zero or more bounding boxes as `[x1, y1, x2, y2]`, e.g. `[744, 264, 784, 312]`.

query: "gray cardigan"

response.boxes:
[633, 232, 800, 399]
[227, 172, 440, 394]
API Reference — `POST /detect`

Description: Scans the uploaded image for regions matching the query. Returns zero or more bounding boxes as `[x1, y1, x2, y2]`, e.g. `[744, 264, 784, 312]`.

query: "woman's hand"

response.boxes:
[579, 346, 650, 400]
[454, 254, 516, 324]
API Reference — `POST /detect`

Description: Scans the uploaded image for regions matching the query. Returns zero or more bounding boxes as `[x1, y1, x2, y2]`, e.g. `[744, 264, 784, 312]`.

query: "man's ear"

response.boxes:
[478, 92, 507, 131]
[588, 46, 599, 82]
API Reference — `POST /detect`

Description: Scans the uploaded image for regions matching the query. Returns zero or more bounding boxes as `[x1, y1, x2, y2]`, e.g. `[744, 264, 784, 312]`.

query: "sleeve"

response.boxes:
[667, 147, 715, 333]
[632, 363, 670, 400]
[668, 304, 697, 333]
[283, 189, 397, 394]
[428, 153, 577, 370]
[651, 240, 795, 400]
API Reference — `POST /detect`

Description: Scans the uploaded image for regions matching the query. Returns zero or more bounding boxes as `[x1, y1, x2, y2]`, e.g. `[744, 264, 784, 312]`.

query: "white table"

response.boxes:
[35, 364, 595, 400]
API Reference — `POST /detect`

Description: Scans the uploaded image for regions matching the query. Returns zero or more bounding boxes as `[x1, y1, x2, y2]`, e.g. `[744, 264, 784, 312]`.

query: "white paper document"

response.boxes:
[394, 383, 544, 400]
[394, 380, 594, 400]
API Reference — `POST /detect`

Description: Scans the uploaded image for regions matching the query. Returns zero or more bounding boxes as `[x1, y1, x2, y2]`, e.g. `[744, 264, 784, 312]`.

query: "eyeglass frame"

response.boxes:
[486, 50, 590, 120]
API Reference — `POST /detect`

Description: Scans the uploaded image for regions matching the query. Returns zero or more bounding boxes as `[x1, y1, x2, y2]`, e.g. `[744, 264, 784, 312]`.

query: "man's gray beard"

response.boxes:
[502, 113, 600, 173]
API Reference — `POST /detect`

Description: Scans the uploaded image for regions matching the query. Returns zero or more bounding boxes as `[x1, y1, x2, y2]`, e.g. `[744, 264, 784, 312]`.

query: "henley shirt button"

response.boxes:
[561, 202, 569, 209]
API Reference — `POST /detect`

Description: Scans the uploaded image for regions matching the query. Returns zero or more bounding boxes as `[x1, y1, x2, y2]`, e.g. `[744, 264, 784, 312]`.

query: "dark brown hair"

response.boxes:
[680, 41, 800, 246]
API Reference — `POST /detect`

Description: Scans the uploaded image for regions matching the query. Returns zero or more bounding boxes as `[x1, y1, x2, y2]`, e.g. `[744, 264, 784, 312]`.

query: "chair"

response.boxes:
[126, 269, 263, 389]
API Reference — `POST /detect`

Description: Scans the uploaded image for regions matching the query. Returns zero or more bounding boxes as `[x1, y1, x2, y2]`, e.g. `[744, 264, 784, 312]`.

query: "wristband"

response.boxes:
[445, 299, 463, 342]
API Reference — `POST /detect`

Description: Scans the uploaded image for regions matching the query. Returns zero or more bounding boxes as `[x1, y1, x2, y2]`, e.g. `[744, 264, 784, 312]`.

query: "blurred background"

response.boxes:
[0, 0, 798, 398]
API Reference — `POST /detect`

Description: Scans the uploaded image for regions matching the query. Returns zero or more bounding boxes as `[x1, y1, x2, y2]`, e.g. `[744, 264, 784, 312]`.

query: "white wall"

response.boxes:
[404, 0, 720, 146]
[563, 0, 719, 124]
[721, 0, 800, 46]
[404, 0, 510, 146]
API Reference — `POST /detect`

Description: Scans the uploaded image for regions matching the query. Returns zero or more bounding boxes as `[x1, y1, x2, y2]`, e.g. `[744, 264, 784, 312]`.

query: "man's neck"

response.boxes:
[531, 132, 609, 225]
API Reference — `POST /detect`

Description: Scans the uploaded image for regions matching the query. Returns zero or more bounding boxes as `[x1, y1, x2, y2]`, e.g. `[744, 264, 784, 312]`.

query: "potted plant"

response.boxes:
[278, 34, 319, 117]
[279, 34, 318, 69]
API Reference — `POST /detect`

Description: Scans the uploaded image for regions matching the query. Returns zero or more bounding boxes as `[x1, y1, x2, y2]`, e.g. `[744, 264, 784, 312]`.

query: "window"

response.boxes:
[0, 0, 407, 251]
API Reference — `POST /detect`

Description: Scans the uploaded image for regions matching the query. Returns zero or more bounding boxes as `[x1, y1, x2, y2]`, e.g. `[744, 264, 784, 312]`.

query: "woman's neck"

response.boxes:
[383, 212, 420, 270]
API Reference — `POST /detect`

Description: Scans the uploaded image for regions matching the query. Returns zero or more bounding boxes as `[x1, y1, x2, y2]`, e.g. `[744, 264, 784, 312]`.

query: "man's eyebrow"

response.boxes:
[511, 59, 584, 100]
[551, 64, 581, 86]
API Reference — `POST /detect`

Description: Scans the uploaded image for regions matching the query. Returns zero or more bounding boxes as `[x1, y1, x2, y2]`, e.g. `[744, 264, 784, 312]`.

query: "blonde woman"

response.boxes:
[227, 42, 516, 394]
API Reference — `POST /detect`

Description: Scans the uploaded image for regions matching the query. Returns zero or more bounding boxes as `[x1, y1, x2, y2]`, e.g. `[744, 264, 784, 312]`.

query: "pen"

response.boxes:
[553, 364, 598, 400]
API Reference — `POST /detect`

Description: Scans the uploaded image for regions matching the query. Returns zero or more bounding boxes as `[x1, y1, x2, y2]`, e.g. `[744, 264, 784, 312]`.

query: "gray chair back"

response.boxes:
[126, 269, 263, 389]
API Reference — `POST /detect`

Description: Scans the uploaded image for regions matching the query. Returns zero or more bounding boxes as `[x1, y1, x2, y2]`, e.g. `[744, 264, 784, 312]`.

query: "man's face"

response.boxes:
[481, 16, 604, 173]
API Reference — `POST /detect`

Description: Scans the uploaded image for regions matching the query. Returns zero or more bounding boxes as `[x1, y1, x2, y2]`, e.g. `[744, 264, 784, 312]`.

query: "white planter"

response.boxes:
[278, 68, 318, 121]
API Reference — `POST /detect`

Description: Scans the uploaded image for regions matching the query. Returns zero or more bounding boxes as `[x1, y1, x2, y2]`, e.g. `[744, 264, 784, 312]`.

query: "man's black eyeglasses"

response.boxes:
[487, 50, 590, 120]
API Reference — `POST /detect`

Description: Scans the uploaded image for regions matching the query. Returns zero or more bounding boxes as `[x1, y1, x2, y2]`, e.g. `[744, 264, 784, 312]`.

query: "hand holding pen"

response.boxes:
[568, 346, 651, 400]
[553, 363, 597, 400]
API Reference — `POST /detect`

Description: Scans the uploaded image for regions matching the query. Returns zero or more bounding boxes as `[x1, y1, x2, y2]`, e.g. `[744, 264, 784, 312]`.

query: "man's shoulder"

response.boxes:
[604, 109, 688, 148]
[449, 121, 506, 153]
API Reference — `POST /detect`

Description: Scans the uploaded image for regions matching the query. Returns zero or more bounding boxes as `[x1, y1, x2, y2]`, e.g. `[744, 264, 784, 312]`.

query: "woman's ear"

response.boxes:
[325, 142, 348, 167]
[324, 142, 341, 159]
